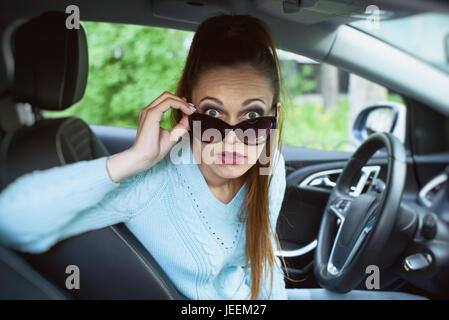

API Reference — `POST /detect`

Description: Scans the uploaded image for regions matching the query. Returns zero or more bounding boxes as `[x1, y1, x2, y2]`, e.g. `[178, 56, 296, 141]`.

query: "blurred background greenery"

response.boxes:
[45, 22, 190, 130]
[44, 21, 403, 151]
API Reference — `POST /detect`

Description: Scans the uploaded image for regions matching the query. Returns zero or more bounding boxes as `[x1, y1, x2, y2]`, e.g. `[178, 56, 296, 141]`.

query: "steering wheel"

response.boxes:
[314, 132, 407, 293]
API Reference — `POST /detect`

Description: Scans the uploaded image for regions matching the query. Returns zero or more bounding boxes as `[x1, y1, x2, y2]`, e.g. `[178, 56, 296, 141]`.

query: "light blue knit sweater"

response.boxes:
[0, 137, 288, 300]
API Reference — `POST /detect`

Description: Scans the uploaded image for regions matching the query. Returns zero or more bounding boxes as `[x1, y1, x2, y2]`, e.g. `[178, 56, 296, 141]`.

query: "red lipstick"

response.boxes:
[219, 151, 244, 164]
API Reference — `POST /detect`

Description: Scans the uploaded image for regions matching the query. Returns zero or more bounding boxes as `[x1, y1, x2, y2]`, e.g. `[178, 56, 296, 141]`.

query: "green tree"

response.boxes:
[280, 60, 316, 98]
[44, 22, 193, 129]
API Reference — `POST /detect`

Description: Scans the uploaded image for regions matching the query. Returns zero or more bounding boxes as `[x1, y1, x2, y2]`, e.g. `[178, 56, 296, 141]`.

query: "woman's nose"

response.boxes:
[224, 129, 238, 144]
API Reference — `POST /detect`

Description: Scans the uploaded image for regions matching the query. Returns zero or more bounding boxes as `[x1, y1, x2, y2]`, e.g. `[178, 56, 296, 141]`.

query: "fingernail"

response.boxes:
[188, 103, 196, 112]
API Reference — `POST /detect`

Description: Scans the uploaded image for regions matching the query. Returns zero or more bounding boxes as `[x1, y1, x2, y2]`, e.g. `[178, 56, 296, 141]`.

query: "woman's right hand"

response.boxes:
[106, 92, 196, 183]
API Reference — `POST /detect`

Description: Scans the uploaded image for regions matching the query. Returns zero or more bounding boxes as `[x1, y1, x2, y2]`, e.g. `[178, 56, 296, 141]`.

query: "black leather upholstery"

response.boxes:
[0, 115, 181, 299]
[20, 224, 180, 299]
[0, 11, 181, 299]
[0, 245, 70, 300]
[13, 11, 88, 110]
[0, 116, 109, 188]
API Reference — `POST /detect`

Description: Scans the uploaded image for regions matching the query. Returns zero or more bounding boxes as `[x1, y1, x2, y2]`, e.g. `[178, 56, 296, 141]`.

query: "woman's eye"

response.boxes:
[204, 108, 220, 117]
[244, 111, 262, 119]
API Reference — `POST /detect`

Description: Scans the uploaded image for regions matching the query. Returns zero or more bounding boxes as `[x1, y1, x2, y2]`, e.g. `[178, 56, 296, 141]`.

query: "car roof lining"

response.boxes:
[1, 0, 449, 115]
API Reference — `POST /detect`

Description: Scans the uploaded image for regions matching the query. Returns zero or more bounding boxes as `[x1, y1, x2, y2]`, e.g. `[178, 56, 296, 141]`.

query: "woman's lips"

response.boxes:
[219, 151, 244, 164]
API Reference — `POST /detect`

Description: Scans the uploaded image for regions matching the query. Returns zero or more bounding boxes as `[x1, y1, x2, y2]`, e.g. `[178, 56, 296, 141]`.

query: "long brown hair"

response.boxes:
[170, 14, 289, 299]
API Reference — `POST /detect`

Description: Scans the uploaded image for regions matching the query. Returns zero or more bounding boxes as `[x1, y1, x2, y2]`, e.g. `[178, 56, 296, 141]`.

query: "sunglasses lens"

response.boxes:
[238, 118, 274, 145]
[189, 113, 224, 143]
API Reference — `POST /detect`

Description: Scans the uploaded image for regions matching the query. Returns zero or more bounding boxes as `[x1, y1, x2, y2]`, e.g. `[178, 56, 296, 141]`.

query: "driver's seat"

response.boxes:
[0, 11, 180, 299]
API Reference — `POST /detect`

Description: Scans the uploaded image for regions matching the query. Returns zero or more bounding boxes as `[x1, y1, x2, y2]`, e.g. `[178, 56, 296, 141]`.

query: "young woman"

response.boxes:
[0, 14, 426, 300]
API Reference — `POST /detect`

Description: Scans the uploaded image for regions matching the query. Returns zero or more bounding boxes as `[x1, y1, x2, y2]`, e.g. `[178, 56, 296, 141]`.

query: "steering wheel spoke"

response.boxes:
[328, 196, 353, 223]
[327, 213, 376, 277]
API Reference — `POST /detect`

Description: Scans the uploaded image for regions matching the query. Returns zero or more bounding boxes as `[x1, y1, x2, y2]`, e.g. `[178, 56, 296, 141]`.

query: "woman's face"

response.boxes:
[190, 64, 278, 180]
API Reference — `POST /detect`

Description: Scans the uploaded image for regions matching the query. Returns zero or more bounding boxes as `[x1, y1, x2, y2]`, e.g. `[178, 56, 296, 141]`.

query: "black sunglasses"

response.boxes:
[188, 105, 278, 145]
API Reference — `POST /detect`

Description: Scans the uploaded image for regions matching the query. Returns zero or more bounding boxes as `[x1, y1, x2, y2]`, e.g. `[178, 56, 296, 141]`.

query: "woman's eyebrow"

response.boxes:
[199, 96, 222, 105]
[198, 97, 266, 106]
[198, 97, 268, 115]
[242, 98, 266, 106]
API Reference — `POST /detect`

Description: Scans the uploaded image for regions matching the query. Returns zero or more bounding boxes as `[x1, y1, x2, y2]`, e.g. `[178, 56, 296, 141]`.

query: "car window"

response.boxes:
[43, 21, 193, 130]
[43, 21, 404, 152]
[278, 50, 404, 152]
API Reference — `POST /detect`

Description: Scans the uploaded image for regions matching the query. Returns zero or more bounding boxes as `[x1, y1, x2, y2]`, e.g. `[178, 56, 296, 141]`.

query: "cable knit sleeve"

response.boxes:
[0, 153, 168, 254]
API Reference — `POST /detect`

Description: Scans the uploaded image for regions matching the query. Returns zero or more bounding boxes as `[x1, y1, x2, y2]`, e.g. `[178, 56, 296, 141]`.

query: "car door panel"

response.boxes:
[89, 124, 136, 155]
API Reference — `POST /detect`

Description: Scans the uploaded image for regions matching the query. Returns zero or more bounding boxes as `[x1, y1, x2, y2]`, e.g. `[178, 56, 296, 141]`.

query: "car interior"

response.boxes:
[1, 0, 449, 300]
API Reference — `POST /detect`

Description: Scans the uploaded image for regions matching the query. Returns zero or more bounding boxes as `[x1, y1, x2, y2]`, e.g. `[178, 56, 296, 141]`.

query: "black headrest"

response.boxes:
[12, 11, 88, 111]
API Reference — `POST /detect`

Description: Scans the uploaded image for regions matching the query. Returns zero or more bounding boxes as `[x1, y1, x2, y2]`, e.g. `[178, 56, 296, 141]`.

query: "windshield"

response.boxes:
[349, 12, 449, 74]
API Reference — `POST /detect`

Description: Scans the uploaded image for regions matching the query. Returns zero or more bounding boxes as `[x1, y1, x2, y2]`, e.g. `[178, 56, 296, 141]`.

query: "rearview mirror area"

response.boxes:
[366, 107, 395, 134]
[352, 102, 406, 143]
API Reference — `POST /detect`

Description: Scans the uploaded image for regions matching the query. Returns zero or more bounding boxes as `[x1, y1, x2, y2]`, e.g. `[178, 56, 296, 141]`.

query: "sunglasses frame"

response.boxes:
[188, 104, 278, 145]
